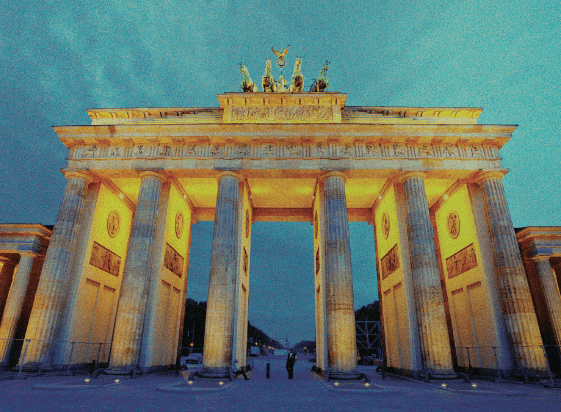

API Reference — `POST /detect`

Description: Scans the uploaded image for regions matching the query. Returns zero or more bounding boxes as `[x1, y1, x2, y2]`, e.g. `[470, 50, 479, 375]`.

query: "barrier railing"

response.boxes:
[454, 344, 561, 385]
[0, 337, 110, 377]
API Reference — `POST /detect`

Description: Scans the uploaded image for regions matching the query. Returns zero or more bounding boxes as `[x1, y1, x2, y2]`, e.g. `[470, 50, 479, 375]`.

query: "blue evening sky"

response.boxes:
[1, 1, 559, 344]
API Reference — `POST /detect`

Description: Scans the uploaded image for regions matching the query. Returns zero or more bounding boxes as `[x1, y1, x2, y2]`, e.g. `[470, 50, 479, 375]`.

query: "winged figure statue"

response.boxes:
[272, 46, 290, 69]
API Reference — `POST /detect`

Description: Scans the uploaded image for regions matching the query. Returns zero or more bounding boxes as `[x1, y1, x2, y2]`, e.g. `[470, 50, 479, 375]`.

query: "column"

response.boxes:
[202, 172, 243, 372]
[0, 253, 36, 366]
[0, 258, 17, 321]
[400, 172, 454, 375]
[478, 172, 546, 371]
[21, 171, 92, 369]
[533, 257, 561, 348]
[321, 172, 357, 373]
[108, 171, 166, 373]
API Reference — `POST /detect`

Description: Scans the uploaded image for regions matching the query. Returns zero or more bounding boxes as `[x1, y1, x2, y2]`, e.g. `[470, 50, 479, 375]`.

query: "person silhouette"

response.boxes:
[286, 349, 297, 379]
[233, 360, 249, 380]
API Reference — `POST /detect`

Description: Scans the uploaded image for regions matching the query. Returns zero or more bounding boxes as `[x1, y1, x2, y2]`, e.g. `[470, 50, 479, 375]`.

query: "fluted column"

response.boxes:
[533, 257, 561, 348]
[478, 172, 546, 371]
[0, 258, 17, 321]
[108, 171, 166, 373]
[21, 171, 92, 369]
[400, 172, 453, 375]
[202, 172, 243, 372]
[0, 253, 36, 366]
[320, 172, 357, 373]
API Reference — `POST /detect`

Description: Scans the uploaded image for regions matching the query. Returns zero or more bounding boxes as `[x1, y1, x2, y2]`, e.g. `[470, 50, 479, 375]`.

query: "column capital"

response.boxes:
[62, 170, 94, 184]
[217, 171, 244, 182]
[0, 256, 13, 264]
[396, 171, 426, 184]
[532, 255, 552, 263]
[473, 171, 506, 185]
[19, 252, 37, 258]
[138, 170, 166, 182]
[318, 171, 347, 183]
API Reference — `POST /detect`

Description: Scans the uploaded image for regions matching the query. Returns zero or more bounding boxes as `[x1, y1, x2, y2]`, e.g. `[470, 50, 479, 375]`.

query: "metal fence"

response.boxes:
[454, 344, 561, 385]
[0, 337, 110, 377]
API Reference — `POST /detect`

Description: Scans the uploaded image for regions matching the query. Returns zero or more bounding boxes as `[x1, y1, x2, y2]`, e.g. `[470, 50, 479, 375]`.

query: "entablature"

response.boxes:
[516, 227, 561, 258]
[56, 123, 514, 150]
[86, 99, 482, 126]
[0, 224, 52, 255]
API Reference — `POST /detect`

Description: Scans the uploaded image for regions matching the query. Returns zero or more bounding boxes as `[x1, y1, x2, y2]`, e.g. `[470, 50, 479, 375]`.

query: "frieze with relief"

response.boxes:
[72, 142, 493, 161]
[132, 144, 156, 158]
[164, 243, 184, 278]
[230, 106, 333, 123]
[446, 243, 477, 279]
[381, 244, 400, 279]
[90, 242, 121, 277]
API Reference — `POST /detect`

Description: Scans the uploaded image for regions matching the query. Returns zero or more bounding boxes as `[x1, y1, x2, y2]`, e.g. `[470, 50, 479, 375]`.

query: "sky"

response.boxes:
[1, 1, 560, 345]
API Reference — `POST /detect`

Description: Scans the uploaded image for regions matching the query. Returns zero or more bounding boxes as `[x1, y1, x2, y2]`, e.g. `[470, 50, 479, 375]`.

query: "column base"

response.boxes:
[104, 366, 140, 375]
[191, 367, 232, 380]
[16, 362, 54, 372]
[324, 369, 367, 382]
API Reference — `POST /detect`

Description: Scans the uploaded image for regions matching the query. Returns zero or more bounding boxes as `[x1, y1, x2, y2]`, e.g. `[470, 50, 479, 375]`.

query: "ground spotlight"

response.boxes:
[219, 381, 224, 386]
[114, 379, 120, 383]
[471, 383, 477, 388]
[441, 383, 447, 388]
[334, 382, 339, 386]
[84, 378, 90, 383]
[188, 380, 194, 385]
[364, 382, 370, 387]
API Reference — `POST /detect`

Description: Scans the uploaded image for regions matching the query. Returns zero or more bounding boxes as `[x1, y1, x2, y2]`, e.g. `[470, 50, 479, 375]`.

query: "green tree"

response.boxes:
[354, 300, 380, 321]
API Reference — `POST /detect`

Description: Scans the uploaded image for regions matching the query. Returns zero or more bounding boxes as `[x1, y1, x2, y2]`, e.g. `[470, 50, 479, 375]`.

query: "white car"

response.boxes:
[183, 353, 203, 365]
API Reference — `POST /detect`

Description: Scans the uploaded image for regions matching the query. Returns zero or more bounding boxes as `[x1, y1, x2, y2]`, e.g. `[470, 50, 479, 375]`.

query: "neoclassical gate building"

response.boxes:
[1, 91, 560, 377]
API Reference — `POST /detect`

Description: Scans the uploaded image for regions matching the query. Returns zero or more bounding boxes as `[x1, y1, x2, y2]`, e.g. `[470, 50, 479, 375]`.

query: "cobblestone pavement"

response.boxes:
[1, 355, 560, 412]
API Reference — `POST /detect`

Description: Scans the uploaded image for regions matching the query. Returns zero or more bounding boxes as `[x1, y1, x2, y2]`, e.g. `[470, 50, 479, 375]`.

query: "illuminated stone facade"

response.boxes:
[1, 92, 559, 378]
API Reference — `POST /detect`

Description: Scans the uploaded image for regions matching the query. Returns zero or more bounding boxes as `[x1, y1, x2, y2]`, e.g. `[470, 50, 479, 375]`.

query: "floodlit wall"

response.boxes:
[434, 185, 499, 370]
[376, 185, 418, 371]
[66, 183, 132, 365]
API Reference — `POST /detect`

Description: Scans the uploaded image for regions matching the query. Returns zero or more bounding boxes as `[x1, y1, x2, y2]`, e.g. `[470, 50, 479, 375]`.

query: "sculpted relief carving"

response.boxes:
[74, 141, 493, 162]
[392, 144, 407, 157]
[230, 106, 332, 122]
[365, 144, 380, 156]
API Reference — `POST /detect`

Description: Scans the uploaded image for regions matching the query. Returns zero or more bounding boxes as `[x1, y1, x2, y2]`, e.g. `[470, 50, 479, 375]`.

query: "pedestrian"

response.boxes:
[286, 349, 297, 379]
[233, 360, 249, 380]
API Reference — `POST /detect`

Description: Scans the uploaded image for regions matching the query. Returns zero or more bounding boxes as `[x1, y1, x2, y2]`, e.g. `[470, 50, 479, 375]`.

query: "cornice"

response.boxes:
[54, 123, 515, 149]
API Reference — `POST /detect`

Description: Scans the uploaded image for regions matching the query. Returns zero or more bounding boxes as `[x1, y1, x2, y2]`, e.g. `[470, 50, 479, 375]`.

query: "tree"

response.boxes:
[181, 299, 283, 350]
[355, 300, 380, 321]
[181, 298, 207, 349]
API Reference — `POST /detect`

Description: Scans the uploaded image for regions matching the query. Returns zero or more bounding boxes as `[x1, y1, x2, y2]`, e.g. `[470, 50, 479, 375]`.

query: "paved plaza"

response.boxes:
[1, 355, 560, 412]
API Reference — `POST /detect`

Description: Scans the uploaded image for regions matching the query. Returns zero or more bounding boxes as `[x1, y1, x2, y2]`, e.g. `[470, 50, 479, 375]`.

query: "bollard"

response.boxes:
[266, 362, 270, 379]
[18, 339, 31, 377]
[381, 352, 386, 380]
[66, 342, 75, 375]
[492, 347, 505, 382]
[466, 347, 472, 381]
[96, 343, 103, 366]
